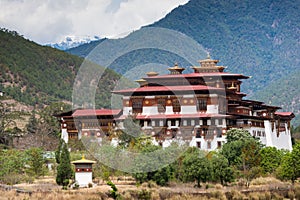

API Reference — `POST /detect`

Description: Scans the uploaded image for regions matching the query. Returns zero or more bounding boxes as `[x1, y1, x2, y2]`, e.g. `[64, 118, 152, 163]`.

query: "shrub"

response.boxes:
[138, 189, 151, 200]
[288, 190, 295, 200]
[107, 180, 119, 200]
[226, 189, 245, 200]
[210, 190, 226, 200]
[271, 193, 284, 200]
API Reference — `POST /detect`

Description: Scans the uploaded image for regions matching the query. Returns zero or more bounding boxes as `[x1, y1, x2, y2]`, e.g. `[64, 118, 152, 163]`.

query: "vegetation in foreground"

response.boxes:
[1, 101, 300, 199]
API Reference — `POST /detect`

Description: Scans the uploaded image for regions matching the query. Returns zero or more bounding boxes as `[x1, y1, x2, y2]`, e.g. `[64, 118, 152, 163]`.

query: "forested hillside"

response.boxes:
[67, 0, 300, 125]
[0, 28, 121, 108]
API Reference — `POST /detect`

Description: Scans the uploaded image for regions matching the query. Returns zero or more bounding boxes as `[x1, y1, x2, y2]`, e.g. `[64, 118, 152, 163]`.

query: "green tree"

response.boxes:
[56, 141, 73, 186]
[221, 128, 262, 169]
[0, 149, 26, 179]
[225, 128, 255, 143]
[25, 147, 45, 177]
[118, 115, 142, 148]
[55, 139, 63, 164]
[221, 128, 262, 186]
[276, 143, 300, 183]
[0, 102, 22, 147]
[39, 102, 71, 137]
[259, 147, 284, 175]
[211, 152, 235, 185]
[26, 110, 38, 134]
[182, 147, 212, 187]
[131, 136, 172, 186]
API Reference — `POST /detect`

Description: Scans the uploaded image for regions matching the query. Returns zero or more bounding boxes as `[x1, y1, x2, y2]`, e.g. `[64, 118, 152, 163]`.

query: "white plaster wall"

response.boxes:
[123, 107, 132, 116]
[189, 136, 226, 151]
[143, 106, 159, 115]
[165, 106, 173, 114]
[162, 139, 173, 148]
[264, 120, 274, 147]
[271, 129, 292, 151]
[78, 131, 82, 140]
[75, 172, 93, 187]
[61, 129, 68, 143]
[181, 106, 197, 114]
[207, 105, 218, 114]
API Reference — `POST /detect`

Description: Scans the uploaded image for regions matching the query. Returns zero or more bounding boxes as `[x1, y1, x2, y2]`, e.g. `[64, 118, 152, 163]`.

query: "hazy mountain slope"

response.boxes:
[0, 28, 121, 108]
[150, 0, 299, 94]
[65, 38, 107, 58]
[67, 0, 299, 125]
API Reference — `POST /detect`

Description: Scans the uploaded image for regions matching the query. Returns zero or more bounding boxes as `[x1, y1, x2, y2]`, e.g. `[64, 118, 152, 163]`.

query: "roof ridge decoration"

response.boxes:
[168, 62, 185, 74]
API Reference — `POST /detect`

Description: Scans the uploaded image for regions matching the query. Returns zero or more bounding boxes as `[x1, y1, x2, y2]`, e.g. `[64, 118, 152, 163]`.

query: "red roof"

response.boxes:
[72, 109, 121, 117]
[143, 72, 249, 79]
[113, 85, 222, 94]
[275, 112, 295, 117]
[118, 113, 231, 120]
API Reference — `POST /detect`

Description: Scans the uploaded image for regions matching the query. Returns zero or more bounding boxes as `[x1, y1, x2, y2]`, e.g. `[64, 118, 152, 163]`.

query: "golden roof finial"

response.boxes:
[207, 52, 211, 59]
[174, 62, 179, 68]
[82, 154, 85, 160]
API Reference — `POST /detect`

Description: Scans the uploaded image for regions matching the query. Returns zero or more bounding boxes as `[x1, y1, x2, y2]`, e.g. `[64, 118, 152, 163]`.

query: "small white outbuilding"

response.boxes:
[71, 155, 96, 187]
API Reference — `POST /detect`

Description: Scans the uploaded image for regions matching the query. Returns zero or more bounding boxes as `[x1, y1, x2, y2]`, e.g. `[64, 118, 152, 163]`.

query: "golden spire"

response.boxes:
[207, 52, 211, 59]
[168, 62, 185, 74]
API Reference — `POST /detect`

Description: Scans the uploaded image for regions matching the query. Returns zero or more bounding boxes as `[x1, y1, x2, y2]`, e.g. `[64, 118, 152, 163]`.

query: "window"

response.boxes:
[216, 129, 222, 138]
[219, 97, 226, 114]
[132, 99, 143, 113]
[196, 141, 201, 148]
[217, 141, 222, 149]
[90, 131, 95, 137]
[196, 129, 201, 138]
[191, 120, 195, 126]
[159, 120, 164, 127]
[172, 129, 177, 138]
[151, 120, 155, 127]
[157, 98, 166, 113]
[218, 119, 223, 126]
[172, 99, 181, 113]
[207, 141, 211, 149]
[197, 98, 207, 111]
[171, 120, 176, 126]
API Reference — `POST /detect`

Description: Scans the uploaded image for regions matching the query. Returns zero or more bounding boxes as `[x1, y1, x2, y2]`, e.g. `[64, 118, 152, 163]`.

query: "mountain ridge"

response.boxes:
[67, 0, 300, 125]
[0, 28, 121, 109]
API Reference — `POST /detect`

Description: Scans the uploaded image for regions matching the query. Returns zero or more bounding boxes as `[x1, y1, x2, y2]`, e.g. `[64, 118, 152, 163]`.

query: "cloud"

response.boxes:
[0, 0, 189, 44]
[105, 0, 129, 13]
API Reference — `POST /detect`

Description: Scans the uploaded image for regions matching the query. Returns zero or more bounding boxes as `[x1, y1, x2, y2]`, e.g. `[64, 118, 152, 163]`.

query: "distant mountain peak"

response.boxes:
[47, 35, 102, 50]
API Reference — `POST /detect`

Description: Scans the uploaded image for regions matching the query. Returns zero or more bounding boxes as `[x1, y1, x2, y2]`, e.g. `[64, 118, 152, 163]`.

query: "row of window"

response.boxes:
[253, 130, 266, 137]
[196, 141, 222, 149]
[195, 128, 222, 139]
[143, 119, 225, 127]
[132, 98, 208, 113]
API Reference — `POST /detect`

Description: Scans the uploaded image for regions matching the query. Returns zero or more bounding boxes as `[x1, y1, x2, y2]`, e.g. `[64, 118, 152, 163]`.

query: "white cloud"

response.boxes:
[0, 0, 189, 44]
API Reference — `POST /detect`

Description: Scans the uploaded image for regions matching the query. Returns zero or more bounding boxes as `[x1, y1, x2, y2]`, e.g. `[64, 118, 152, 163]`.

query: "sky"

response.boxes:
[0, 0, 189, 44]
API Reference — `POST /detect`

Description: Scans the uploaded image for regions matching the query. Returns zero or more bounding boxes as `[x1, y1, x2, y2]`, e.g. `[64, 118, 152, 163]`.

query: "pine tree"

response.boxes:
[26, 110, 38, 134]
[55, 139, 63, 164]
[56, 141, 72, 187]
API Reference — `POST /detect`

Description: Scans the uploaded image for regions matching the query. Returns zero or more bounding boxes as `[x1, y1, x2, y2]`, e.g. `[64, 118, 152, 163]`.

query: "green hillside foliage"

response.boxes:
[150, 0, 300, 125]
[0, 28, 121, 108]
[67, 0, 299, 125]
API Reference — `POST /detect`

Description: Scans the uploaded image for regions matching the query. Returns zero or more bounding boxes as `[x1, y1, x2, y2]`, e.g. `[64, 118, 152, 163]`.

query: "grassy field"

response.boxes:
[0, 176, 299, 200]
